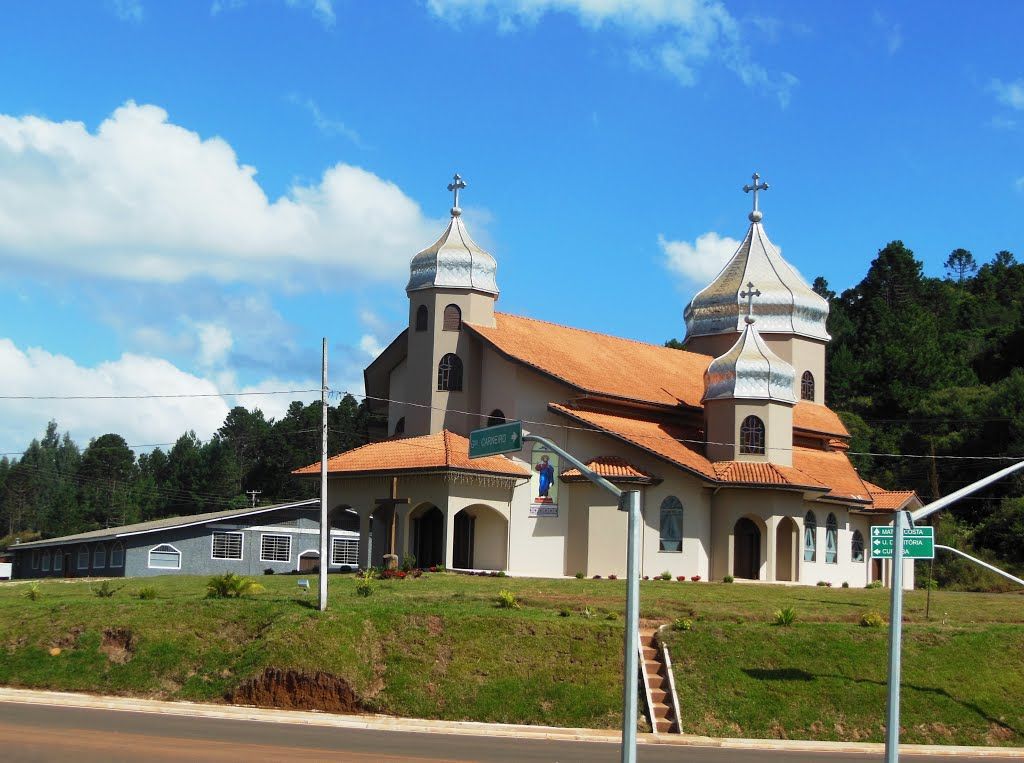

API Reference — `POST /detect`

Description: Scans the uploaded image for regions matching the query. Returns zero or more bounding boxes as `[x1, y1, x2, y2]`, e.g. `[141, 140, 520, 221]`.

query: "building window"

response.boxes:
[93, 544, 106, 568]
[415, 304, 428, 332]
[148, 544, 181, 570]
[393, 417, 406, 436]
[851, 530, 865, 563]
[331, 537, 359, 566]
[42, 550, 51, 572]
[53, 550, 63, 572]
[437, 353, 463, 391]
[801, 371, 815, 401]
[211, 531, 243, 560]
[659, 496, 683, 553]
[739, 415, 766, 455]
[110, 542, 125, 568]
[260, 534, 291, 563]
[443, 304, 462, 331]
[825, 514, 838, 564]
[487, 409, 506, 427]
[77, 545, 90, 571]
[31, 551, 40, 570]
[803, 511, 817, 562]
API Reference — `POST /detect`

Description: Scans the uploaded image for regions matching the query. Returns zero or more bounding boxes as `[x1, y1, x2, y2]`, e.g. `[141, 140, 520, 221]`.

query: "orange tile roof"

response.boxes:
[792, 447, 873, 504]
[549, 403, 716, 479]
[292, 430, 529, 478]
[561, 456, 659, 484]
[712, 461, 826, 491]
[467, 313, 711, 409]
[861, 480, 919, 511]
[793, 401, 849, 437]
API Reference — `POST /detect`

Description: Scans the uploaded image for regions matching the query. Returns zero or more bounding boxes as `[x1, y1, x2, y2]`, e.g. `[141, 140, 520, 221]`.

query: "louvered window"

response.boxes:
[260, 534, 291, 563]
[211, 532, 243, 560]
[443, 304, 462, 331]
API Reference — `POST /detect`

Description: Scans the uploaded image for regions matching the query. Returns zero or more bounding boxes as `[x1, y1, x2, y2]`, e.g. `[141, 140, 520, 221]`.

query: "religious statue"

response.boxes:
[535, 454, 554, 499]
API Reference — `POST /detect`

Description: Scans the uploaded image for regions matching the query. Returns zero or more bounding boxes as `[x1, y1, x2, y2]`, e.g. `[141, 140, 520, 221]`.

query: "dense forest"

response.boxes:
[3, 242, 1022, 588]
[0, 395, 373, 547]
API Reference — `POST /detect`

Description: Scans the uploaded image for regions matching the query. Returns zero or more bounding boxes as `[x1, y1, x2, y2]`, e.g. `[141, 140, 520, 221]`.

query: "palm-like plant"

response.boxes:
[206, 572, 265, 598]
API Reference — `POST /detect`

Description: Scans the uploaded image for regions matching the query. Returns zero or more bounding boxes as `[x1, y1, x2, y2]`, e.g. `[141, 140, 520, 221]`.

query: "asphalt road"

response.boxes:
[0, 701, 1006, 762]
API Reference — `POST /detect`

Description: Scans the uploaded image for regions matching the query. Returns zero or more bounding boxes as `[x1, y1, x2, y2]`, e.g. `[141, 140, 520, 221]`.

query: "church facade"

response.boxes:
[297, 174, 919, 587]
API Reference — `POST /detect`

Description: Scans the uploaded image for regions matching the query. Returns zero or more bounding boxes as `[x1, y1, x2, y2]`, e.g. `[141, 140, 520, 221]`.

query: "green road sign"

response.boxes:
[469, 420, 523, 458]
[870, 525, 935, 559]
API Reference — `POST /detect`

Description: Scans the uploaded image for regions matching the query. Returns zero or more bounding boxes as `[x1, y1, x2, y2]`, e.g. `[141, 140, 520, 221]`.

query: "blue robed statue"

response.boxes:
[535, 454, 554, 498]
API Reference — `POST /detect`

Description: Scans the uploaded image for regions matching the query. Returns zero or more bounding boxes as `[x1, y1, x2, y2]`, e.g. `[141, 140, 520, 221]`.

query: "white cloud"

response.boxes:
[0, 102, 442, 287]
[872, 11, 902, 55]
[211, 0, 335, 27]
[194, 323, 234, 368]
[1015, 176, 1024, 192]
[288, 94, 365, 146]
[358, 334, 384, 359]
[991, 79, 1024, 111]
[109, 0, 143, 22]
[659, 231, 739, 284]
[427, 0, 797, 105]
[0, 339, 230, 452]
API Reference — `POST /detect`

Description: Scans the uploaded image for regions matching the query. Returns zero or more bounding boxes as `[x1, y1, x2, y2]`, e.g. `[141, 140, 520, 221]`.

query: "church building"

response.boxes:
[296, 173, 919, 587]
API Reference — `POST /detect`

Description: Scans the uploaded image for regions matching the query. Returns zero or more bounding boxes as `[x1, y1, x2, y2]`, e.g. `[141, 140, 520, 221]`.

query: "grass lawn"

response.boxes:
[0, 573, 1020, 746]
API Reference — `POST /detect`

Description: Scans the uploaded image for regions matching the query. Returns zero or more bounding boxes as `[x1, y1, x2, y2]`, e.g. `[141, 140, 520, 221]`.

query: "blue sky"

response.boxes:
[0, 0, 1022, 452]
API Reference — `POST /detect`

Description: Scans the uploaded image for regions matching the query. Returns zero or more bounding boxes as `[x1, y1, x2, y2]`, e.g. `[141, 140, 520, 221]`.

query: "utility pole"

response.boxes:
[246, 490, 262, 508]
[318, 338, 329, 612]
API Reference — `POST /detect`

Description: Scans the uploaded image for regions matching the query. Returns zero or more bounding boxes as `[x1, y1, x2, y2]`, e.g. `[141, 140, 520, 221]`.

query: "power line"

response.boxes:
[0, 388, 321, 401]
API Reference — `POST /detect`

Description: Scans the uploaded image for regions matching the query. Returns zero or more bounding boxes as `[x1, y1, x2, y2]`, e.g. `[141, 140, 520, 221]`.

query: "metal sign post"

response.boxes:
[469, 424, 641, 763]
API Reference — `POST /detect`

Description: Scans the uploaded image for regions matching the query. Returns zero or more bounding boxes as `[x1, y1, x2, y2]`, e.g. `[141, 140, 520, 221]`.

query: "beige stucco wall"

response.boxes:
[705, 398, 794, 465]
[387, 358, 408, 436]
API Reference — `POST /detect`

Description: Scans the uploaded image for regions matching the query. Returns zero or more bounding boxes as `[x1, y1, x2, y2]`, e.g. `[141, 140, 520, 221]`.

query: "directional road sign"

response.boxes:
[469, 420, 523, 458]
[870, 525, 934, 559]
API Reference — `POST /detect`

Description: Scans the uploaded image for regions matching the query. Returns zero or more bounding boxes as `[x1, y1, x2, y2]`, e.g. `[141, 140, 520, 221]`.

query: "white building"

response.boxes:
[296, 174, 919, 587]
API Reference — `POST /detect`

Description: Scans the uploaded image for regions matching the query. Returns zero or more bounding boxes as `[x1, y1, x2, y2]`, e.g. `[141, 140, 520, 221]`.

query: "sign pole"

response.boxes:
[621, 488, 641, 763]
[884, 510, 907, 763]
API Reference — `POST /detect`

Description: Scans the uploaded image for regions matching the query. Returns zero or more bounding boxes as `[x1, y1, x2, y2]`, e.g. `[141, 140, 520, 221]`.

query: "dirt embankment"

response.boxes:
[227, 668, 365, 714]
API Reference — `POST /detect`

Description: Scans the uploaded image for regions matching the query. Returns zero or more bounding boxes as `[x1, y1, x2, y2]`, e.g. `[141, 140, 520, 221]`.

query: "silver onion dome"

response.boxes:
[406, 174, 499, 296]
[684, 180, 830, 341]
[703, 318, 797, 403]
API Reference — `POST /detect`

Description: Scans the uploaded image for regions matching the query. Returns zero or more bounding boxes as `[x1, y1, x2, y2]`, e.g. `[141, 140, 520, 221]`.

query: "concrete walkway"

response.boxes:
[0, 688, 1019, 758]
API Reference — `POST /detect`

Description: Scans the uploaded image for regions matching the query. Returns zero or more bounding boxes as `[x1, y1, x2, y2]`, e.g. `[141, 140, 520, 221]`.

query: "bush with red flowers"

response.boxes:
[676, 575, 686, 581]
[690, 575, 701, 582]
[593, 575, 602, 579]
[608, 574, 617, 580]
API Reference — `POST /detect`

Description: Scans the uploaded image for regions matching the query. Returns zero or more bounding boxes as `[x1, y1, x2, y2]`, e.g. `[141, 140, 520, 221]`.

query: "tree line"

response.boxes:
[0, 395, 373, 546]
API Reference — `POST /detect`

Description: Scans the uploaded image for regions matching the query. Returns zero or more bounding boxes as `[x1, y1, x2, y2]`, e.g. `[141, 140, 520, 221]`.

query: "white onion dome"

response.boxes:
[406, 176, 498, 296]
[684, 221, 830, 341]
[703, 317, 797, 403]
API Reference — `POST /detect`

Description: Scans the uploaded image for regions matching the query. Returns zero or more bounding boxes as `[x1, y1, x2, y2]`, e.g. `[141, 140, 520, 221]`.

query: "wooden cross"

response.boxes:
[447, 173, 466, 214]
[740, 281, 761, 324]
[374, 477, 409, 558]
[742, 172, 769, 216]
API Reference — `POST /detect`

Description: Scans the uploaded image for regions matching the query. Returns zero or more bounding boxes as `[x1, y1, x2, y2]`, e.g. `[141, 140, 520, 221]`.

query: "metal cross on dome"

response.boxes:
[742, 172, 769, 222]
[740, 281, 761, 324]
[448, 173, 467, 216]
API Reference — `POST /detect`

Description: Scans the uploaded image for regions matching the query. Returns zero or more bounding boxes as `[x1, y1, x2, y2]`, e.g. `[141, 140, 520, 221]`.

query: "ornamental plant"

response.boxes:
[772, 606, 797, 627]
[690, 575, 701, 582]
[496, 589, 521, 609]
[660, 571, 672, 581]
[206, 573, 265, 599]
[677, 575, 686, 581]
[860, 611, 885, 628]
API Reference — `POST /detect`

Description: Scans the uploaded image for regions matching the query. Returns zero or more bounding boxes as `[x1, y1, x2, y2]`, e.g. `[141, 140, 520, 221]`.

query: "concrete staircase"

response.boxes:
[639, 627, 679, 734]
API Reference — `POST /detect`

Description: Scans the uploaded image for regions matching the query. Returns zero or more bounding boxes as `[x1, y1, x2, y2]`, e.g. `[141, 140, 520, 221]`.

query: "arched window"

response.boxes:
[42, 550, 51, 572]
[148, 544, 182, 570]
[851, 530, 865, 563]
[487, 409, 506, 427]
[659, 496, 683, 553]
[437, 353, 463, 391]
[803, 511, 817, 562]
[739, 415, 766, 455]
[53, 549, 63, 572]
[801, 371, 815, 401]
[77, 544, 90, 571]
[825, 513, 838, 564]
[93, 543, 106, 568]
[110, 542, 125, 568]
[443, 304, 462, 331]
[415, 305, 428, 332]
[393, 417, 406, 436]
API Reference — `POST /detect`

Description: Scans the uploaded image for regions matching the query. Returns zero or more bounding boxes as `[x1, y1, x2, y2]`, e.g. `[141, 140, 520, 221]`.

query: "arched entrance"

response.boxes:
[452, 505, 509, 570]
[775, 516, 799, 582]
[412, 505, 444, 568]
[298, 550, 320, 573]
[734, 517, 762, 580]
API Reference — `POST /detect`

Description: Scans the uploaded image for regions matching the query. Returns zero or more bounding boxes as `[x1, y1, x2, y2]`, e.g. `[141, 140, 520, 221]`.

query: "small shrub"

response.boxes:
[816, 581, 833, 587]
[660, 571, 672, 581]
[676, 575, 686, 581]
[575, 571, 584, 579]
[21, 582, 41, 601]
[723, 575, 734, 584]
[866, 580, 883, 589]
[263, 568, 275, 575]
[923, 578, 938, 590]
[558, 608, 571, 617]
[581, 606, 594, 619]
[355, 569, 375, 597]
[860, 611, 885, 628]
[137, 586, 157, 600]
[672, 617, 694, 632]
[206, 572, 265, 599]
[497, 570, 507, 577]
[642, 575, 650, 581]
[605, 612, 618, 621]
[401, 553, 417, 572]
[412, 569, 423, 578]
[608, 574, 617, 580]
[91, 580, 124, 598]
[496, 589, 521, 609]
[435, 565, 445, 573]
[772, 606, 797, 626]
[841, 581, 850, 588]
[690, 575, 701, 582]
[592, 574, 602, 580]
